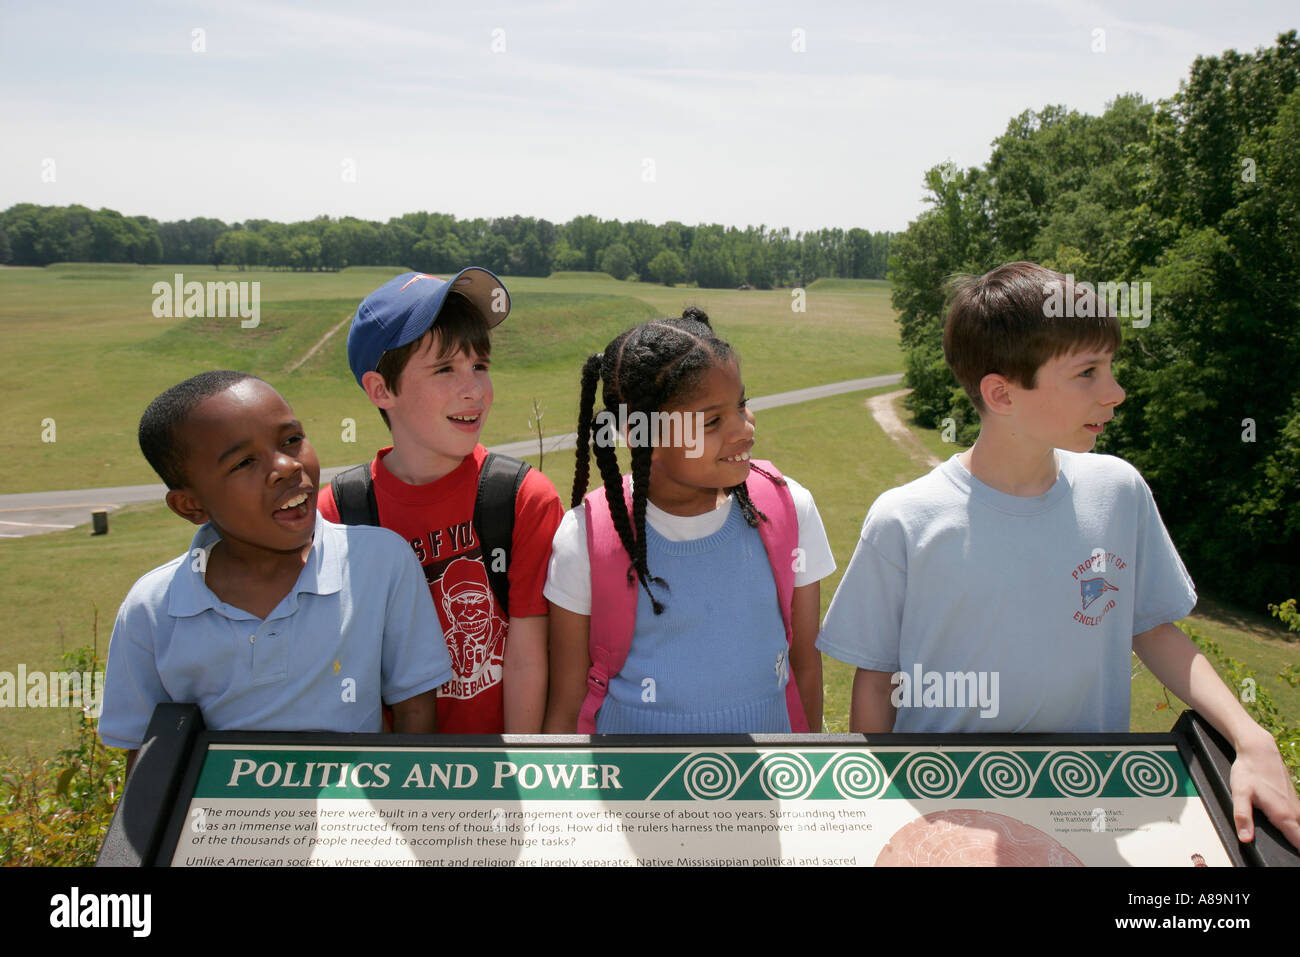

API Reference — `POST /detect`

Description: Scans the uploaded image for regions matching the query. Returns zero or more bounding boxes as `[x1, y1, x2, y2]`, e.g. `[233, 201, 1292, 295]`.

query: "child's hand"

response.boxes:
[1229, 725, 1300, 851]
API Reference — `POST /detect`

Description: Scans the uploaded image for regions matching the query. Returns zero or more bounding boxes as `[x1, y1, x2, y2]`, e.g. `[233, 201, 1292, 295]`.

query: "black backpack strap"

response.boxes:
[331, 464, 380, 527]
[474, 452, 531, 619]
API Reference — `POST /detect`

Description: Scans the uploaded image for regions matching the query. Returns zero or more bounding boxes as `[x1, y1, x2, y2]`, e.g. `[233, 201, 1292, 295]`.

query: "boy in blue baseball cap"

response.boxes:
[320, 269, 563, 733]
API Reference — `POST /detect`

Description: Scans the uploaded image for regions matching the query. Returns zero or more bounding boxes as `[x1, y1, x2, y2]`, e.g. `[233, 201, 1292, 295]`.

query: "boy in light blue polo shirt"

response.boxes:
[100, 371, 451, 769]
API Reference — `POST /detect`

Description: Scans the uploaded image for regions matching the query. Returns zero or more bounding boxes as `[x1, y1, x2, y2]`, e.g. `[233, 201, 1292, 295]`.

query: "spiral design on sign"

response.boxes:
[1120, 752, 1175, 796]
[975, 751, 1033, 797]
[1046, 751, 1102, 797]
[680, 753, 740, 800]
[828, 753, 887, 799]
[757, 752, 815, 799]
[903, 753, 959, 798]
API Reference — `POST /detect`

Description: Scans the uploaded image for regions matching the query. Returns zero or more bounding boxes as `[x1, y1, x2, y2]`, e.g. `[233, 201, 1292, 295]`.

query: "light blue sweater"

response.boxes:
[595, 500, 792, 733]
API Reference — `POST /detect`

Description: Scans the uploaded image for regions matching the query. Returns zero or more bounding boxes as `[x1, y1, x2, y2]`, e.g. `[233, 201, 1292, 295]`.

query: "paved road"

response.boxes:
[0, 373, 902, 538]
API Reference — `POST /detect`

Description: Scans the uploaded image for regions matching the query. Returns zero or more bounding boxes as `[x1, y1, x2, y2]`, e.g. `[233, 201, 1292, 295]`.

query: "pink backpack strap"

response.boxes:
[578, 477, 638, 733]
[745, 460, 810, 732]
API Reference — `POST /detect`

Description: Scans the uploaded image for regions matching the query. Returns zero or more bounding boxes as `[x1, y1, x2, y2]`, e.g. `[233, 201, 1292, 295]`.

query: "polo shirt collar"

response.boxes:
[167, 511, 342, 618]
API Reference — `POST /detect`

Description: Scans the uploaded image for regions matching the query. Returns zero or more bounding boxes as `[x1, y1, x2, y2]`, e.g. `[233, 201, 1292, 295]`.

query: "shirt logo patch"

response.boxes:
[1080, 577, 1119, 610]
[1071, 549, 1126, 627]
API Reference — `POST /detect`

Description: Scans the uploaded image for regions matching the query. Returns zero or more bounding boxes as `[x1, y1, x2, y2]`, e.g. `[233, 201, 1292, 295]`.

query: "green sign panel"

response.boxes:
[196, 745, 1196, 802]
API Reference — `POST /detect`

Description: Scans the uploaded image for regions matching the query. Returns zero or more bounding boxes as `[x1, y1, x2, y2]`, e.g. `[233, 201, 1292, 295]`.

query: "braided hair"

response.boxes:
[571, 307, 784, 614]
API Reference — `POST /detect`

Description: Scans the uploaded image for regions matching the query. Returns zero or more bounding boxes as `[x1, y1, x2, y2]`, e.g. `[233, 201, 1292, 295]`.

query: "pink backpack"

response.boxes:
[577, 459, 809, 733]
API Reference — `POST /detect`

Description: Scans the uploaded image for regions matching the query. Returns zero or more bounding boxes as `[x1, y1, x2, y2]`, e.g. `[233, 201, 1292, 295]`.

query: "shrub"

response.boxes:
[0, 614, 125, 866]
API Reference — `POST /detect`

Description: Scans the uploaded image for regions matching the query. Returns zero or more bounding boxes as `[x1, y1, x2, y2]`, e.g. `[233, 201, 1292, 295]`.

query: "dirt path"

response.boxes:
[286, 313, 352, 374]
[867, 389, 940, 469]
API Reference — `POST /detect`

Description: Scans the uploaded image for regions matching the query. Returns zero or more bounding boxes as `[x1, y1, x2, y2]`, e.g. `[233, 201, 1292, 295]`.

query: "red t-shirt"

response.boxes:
[319, 445, 563, 733]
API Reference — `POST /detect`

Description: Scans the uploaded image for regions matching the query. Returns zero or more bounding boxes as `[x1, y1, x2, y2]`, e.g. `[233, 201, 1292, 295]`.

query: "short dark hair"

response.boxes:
[139, 370, 259, 489]
[373, 292, 492, 429]
[943, 261, 1122, 411]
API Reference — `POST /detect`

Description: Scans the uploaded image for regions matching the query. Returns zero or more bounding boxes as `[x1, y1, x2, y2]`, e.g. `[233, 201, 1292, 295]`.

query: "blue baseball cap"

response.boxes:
[346, 268, 511, 386]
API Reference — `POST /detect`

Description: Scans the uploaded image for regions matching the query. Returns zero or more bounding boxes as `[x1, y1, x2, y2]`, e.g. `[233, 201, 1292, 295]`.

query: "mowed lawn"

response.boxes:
[0, 266, 1294, 759]
[0, 265, 899, 494]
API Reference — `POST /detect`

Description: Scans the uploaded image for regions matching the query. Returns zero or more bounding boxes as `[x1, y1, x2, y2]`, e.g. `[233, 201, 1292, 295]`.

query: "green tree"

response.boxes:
[647, 249, 685, 286]
[888, 32, 1300, 607]
[287, 232, 321, 271]
[157, 217, 228, 264]
[128, 216, 163, 263]
[688, 231, 736, 288]
[87, 208, 133, 261]
[621, 219, 663, 276]
[551, 241, 585, 271]
[888, 162, 995, 426]
[475, 233, 510, 275]
[1, 204, 42, 263]
[378, 222, 417, 267]
[319, 222, 350, 270]
[215, 229, 266, 270]
[1101, 37, 1300, 607]
[598, 242, 634, 280]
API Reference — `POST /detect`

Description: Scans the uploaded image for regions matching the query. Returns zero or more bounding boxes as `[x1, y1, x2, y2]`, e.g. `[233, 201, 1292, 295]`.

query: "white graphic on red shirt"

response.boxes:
[431, 556, 506, 699]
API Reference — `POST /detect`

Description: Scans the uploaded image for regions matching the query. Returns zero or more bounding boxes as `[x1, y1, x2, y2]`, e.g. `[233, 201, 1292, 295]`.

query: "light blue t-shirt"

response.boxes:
[816, 452, 1196, 733]
[99, 514, 452, 750]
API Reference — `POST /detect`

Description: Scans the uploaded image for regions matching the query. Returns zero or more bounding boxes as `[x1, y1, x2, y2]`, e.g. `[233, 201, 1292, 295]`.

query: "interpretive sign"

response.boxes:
[99, 706, 1298, 867]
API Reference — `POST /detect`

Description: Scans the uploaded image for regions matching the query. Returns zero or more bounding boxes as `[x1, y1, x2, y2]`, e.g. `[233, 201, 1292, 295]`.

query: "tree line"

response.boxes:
[0, 205, 893, 289]
[889, 31, 1300, 609]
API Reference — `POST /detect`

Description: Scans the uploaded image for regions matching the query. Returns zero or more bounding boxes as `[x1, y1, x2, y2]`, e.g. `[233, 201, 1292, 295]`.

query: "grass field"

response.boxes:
[0, 266, 899, 494]
[0, 265, 1294, 760]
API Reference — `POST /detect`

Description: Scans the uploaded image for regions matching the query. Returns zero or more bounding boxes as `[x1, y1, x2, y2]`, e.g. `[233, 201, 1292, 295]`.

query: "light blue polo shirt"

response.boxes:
[99, 513, 451, 750]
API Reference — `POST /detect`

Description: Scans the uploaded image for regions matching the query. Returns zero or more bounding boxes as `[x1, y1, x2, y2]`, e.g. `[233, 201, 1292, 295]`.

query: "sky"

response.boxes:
[1, 0, 1295, 234]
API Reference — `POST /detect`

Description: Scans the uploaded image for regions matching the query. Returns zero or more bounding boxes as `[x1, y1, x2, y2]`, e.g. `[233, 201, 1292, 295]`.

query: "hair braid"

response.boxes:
[628, 443, 666, 614]
[591, 409, 642, 589]
[731, 484, 765, 528]
[570, 353, 604, 508]
[729, 463, 785, 528]
[590, 328, 641, 581]
[604, 330, 670, 610]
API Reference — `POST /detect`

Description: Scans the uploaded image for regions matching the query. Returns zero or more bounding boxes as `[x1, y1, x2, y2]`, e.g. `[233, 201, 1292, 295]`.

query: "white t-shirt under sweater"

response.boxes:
[816, 451, 1196, 734]
[545, 475, 836, 614]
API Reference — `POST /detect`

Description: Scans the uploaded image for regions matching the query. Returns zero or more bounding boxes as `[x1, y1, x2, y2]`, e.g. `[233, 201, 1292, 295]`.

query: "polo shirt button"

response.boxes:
[249, 635, 255, 643]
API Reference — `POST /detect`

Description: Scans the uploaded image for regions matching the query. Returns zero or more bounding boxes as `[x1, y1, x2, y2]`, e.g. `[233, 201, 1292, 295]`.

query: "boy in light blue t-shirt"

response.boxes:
[100, 372, 451, 774]
[817, 261, 1299, 851]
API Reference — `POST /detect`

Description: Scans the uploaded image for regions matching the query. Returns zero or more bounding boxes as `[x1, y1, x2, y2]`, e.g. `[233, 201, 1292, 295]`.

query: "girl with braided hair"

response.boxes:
[542, 308, 835, 734]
